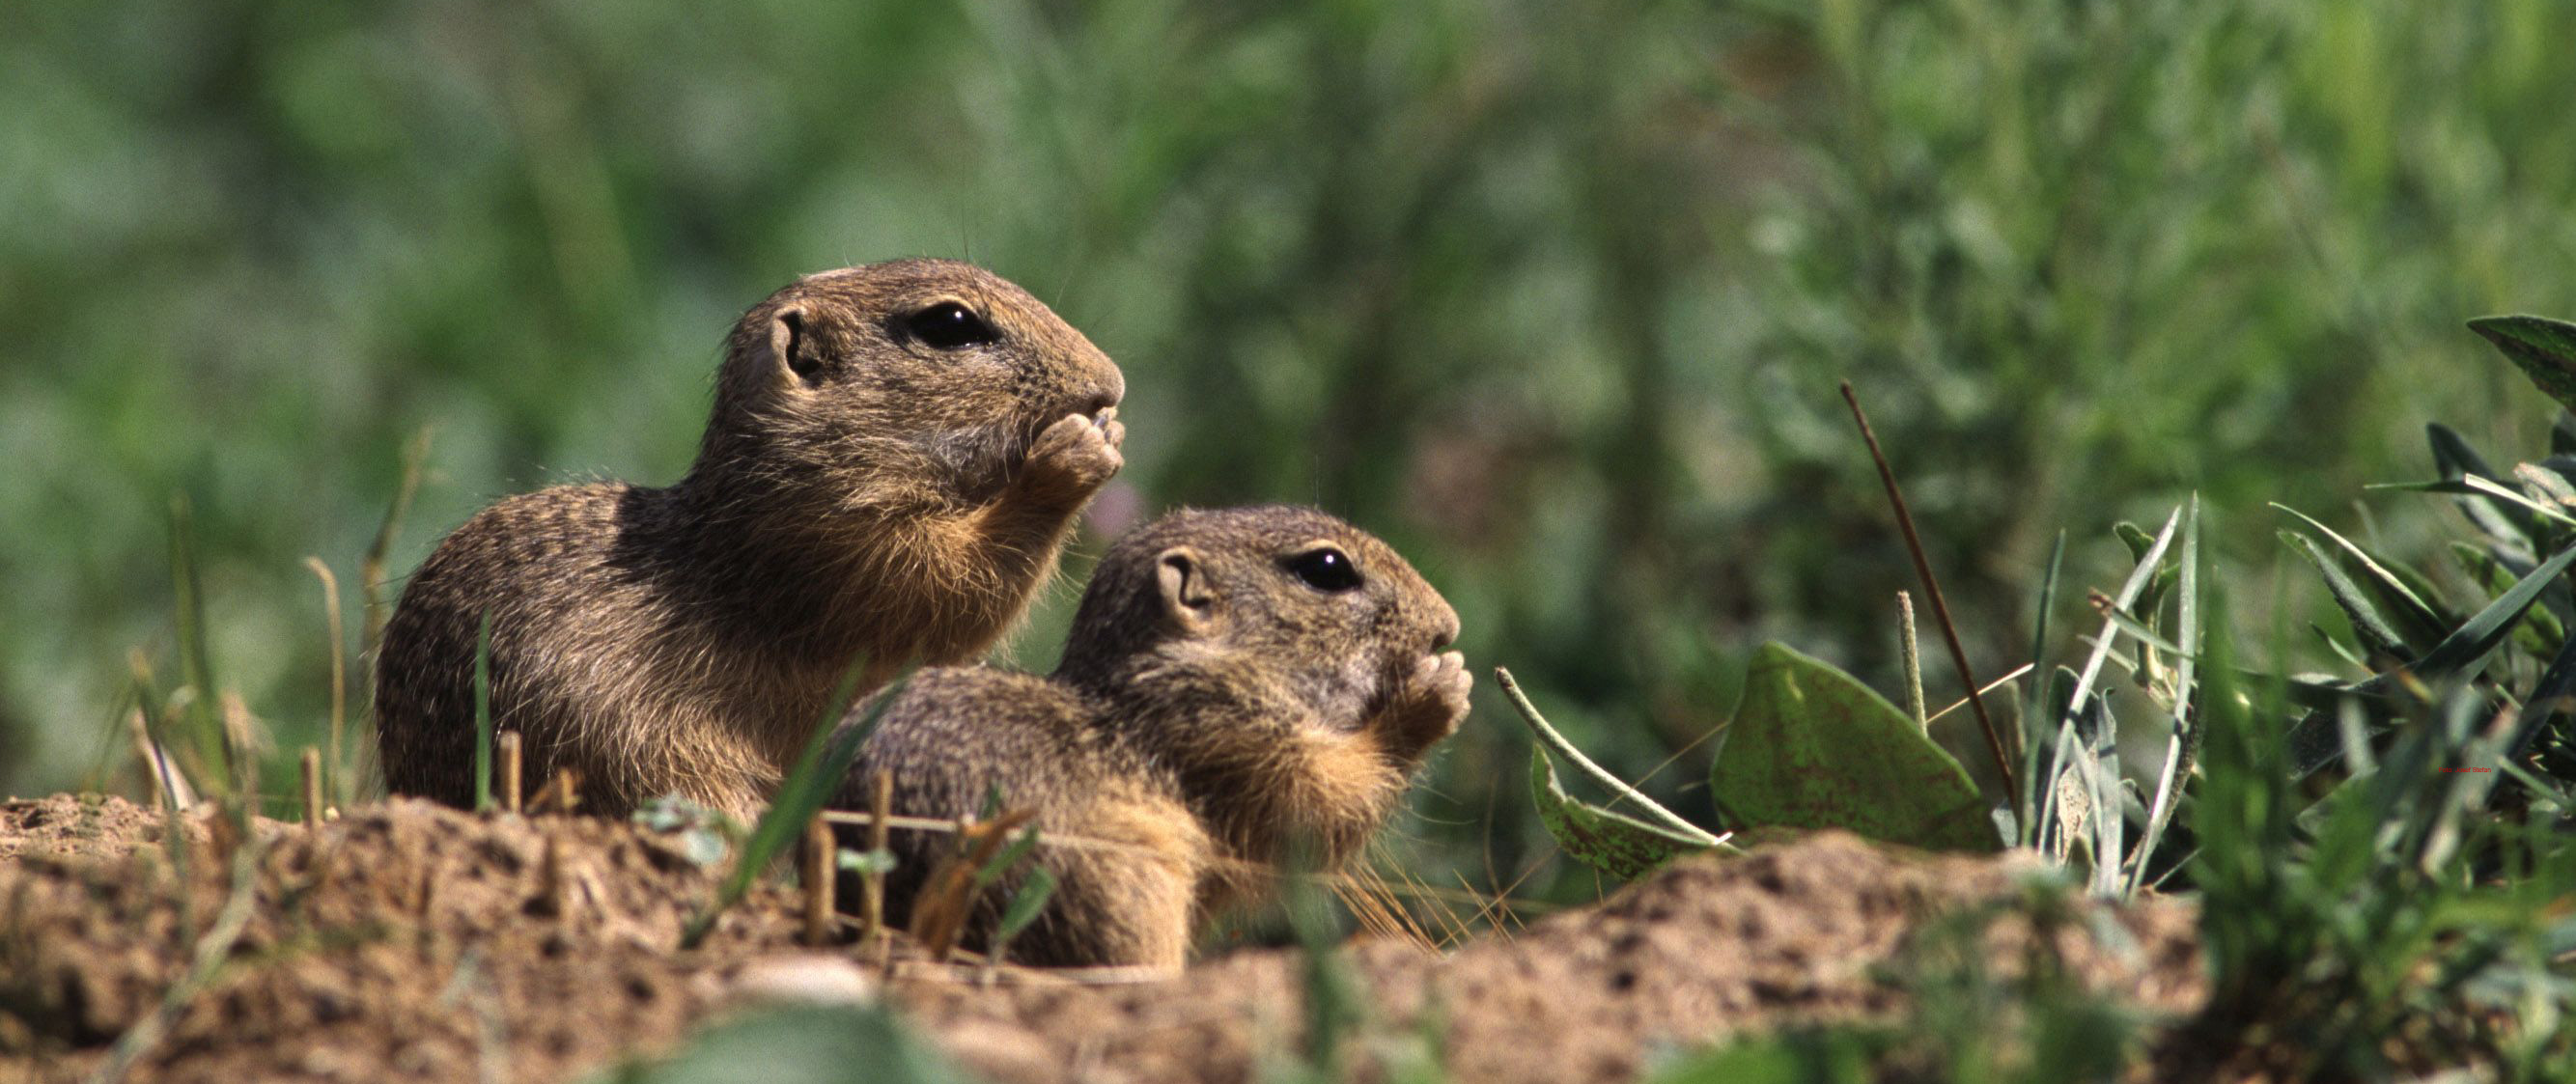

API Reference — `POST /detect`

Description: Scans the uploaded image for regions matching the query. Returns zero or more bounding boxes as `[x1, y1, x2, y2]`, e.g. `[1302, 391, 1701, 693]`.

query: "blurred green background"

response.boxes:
[6, 0, 2573, 907]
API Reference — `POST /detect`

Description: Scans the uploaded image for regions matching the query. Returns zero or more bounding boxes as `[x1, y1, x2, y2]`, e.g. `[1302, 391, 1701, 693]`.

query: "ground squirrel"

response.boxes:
[375, 260, 1126, 820]
[833, 505, 1469, 969]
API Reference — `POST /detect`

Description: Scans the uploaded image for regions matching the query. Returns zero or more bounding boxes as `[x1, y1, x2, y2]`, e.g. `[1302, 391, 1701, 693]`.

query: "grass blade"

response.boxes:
[167, 494, 232, 799]
[2019, 531, 2066, 847]
[2279, 530, 2414, 660]
[684, 663, 910, 948]
[2504, 616, 2576, 764]
[2273, 504, 2448, 648]
[2413, 539, 2576, 679]
[2426, 422, 2539, 547]
[303, 558, 349, 806]
[2038, 507, 2177, 860]
[2128, 495, 2201, 896]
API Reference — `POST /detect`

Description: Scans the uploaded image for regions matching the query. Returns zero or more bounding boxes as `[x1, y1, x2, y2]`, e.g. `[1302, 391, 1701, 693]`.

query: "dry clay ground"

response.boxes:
[0, 794, 2206, 1083]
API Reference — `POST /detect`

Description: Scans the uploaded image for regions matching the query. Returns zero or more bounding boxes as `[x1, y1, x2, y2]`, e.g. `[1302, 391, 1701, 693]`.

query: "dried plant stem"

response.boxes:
[302, 558, 348, 804]
[803, 816, 836, 946]
[1494, 668, 1726, 848]
[1898, 591, 1927, 729]
[220, 693, 260, 822]
[362, 429, 430, 663]
[1839, 380, 2016, 793]
[864, 770, 891, 950]
[529, 770, 581, 816]
[300, 748, 322, 829]
[499, 732, 523, 814]
[910, 810, 1036, 961]
[128, 710, 181, 813]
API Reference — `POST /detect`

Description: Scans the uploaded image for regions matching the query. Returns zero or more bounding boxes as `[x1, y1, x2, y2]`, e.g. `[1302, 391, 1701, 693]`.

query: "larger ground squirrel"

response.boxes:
[834, 505, 1469, 969]
[375, 260, 1126, 820]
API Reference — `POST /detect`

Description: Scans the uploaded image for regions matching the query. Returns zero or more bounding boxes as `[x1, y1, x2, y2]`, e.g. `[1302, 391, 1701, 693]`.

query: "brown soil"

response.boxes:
[0, 794, 2205, 1083]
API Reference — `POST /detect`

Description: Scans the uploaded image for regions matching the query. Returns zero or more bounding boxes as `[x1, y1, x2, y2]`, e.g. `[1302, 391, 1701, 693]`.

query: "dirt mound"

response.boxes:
[901, 835, 2204, 1083]
[0, 794, 810, 1084]
[0, 795, 2203, 1083]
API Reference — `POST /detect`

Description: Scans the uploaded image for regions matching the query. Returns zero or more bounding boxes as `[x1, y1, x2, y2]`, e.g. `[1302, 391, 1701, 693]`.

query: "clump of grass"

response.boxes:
[165, 495, 234, 803]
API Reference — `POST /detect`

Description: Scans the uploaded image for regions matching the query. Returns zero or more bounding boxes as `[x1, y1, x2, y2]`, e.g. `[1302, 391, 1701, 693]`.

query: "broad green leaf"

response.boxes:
[1528, 747, 1711, 878]
[2471, 315, 2576, 414]
[596, 1004, 970, 1084]
[1710, 643, 2002, 853]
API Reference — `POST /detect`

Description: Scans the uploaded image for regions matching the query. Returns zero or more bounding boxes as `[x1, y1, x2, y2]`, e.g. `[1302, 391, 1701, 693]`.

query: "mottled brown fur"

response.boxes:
[834, 506, 1469, 970]
[375, 260, 1125, 820]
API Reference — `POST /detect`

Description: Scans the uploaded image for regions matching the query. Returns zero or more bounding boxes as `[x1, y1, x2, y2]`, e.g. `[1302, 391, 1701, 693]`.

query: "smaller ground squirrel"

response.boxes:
[832, 505, 1468, 969]
[375, 260, 1125, 821]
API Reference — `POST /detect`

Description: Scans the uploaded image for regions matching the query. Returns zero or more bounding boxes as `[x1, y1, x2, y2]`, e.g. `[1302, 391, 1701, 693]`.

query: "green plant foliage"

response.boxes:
[590, 1003, 970, 1084]
[1711, 643, 2000, 853]
[2189, 620, 2576, 1078]
[631, 794, 736, 869]
[1526, 747, 1712, 879]
[2472, 316, 2576, 414]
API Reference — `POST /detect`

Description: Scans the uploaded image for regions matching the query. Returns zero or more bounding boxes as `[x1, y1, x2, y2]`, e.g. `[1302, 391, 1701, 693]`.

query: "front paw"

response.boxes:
[1019, 408, 1125, 502]
[1386, 651, 1471, 756]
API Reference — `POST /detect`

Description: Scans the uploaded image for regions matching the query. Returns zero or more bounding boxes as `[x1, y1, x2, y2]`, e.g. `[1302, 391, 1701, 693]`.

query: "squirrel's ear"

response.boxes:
[769, 306, 821, 388]
[1155, 546, 1218, 634]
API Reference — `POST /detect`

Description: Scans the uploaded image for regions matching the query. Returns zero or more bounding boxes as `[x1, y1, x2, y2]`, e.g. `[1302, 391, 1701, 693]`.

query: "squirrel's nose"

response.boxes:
[1083, 357, 1125, 416]
[1428, 607, 1460, 652]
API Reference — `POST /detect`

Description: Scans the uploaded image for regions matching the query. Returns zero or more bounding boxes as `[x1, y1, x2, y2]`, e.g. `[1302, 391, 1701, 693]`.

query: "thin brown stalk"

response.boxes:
[302, 558, 348, 804]
[498, 732, 523, 814]
[1898, 591, 1927, 729]
[219, 692, 261, 820]
[529, 769, 581, 816]
[908, 810, 1036, 961]
[127, 709, 182, 813]
[1838, 380, 2016, 793]
[864, 770, 891, 951]
[300, 748, 322, 829]
[362, 429, 431, 662]
[803, 816, 836, 946]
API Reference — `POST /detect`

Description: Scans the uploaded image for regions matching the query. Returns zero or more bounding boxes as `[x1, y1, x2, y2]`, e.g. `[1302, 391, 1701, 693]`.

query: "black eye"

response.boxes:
[903, 302, 999, 349]
[1283, 547, 1364, 593]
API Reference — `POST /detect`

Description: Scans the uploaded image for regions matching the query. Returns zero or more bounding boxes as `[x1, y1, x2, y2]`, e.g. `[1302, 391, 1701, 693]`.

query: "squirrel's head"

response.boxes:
[700, 259, 1123, 505]
[1060, 506, 1462, 729]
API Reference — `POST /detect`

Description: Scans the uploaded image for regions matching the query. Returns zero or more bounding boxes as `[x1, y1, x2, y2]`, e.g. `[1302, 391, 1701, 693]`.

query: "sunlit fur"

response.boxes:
[374, 260, 1125, 820]
[837, 506, 1470, 969]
